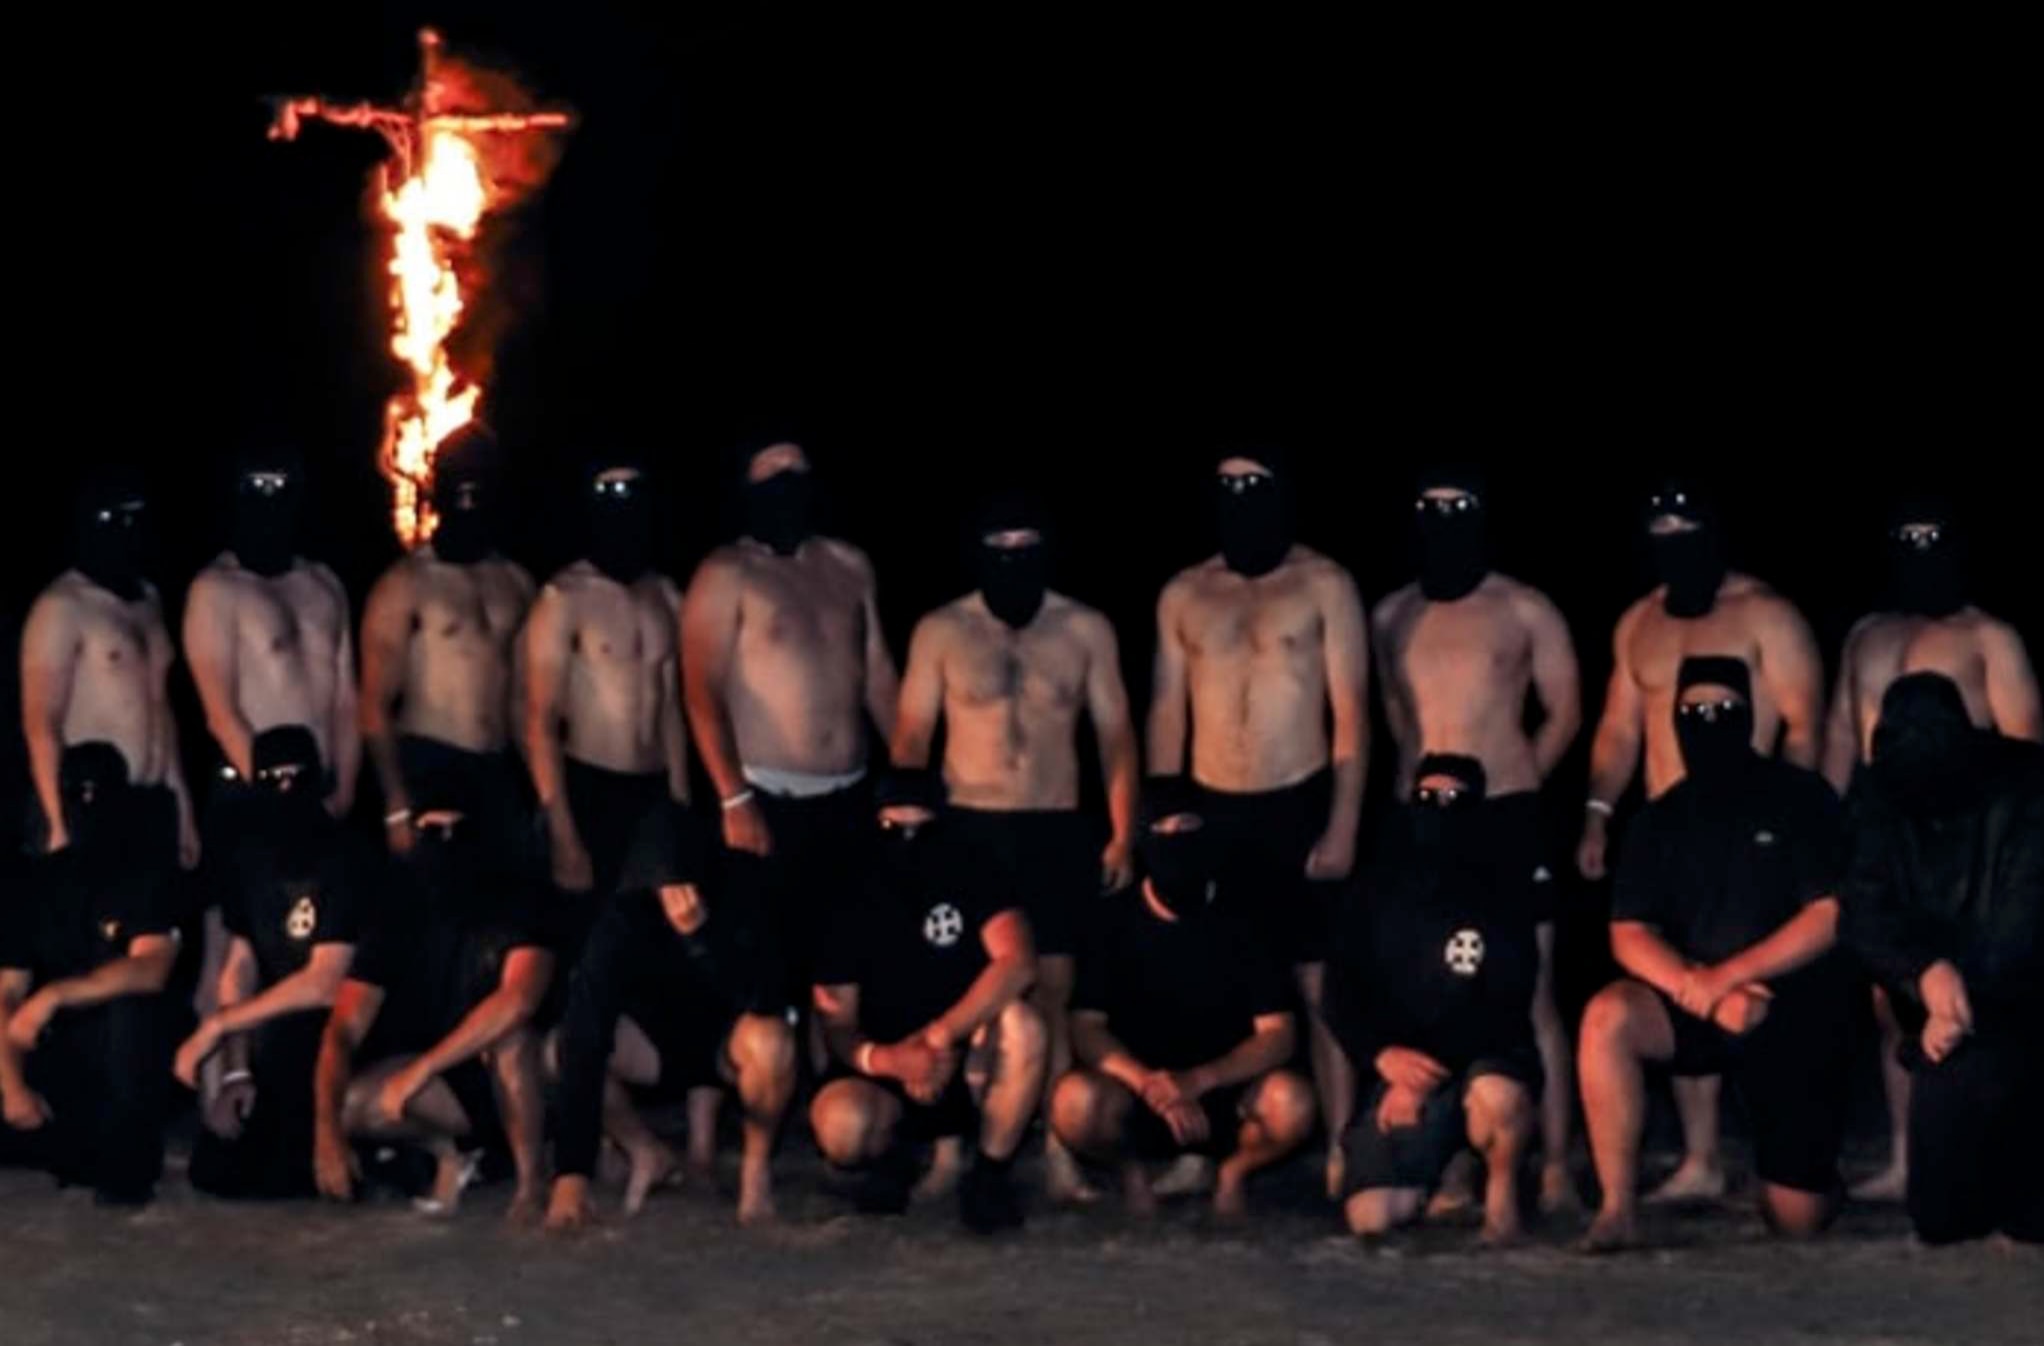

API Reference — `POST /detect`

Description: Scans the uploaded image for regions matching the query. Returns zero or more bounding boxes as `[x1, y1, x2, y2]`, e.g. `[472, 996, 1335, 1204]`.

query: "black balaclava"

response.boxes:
[1871, 672, 1986, 815]
[1673, 655, 1757, 787]
[618, 801, 711, 896]
[430, 423, 501, 566]
[975, 495, 1050, 630]
[1214, 448, 1295, 579]
[1136, 776, 1219, 913]
[1644, 479, 1726, 620]
[59, 740, 134, 854]
[74, 467, 151, 603]
[1885, 500, 1966, 620]
[739, 440, 816, 558]
[874, 767, 943, 878]
[232, 449, 305, 580]
[1409, 752, 1488, 850]
[1413, 465, 1490, 602]
[586, 462, 654, 585]
[249, 724, 327, 846]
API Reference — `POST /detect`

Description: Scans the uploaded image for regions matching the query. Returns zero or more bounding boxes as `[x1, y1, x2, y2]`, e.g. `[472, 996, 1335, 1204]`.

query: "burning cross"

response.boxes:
[265, 28, 573, 548]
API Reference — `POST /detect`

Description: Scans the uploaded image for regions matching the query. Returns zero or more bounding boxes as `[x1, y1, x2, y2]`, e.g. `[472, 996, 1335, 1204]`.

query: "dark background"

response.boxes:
[5, 6, 2032, 827]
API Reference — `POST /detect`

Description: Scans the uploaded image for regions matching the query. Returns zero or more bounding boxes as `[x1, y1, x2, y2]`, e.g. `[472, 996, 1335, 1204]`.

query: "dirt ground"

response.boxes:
[5, 1145, 2040, 1346]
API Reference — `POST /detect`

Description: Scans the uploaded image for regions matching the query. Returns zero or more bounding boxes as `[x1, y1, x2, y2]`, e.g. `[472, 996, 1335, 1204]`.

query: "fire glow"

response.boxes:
[268, 29, 572, 547]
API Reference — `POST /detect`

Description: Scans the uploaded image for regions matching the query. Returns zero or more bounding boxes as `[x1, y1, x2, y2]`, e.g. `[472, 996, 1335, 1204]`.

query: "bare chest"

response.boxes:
[947, 627, 1087, 711]
[1393, 599, 1527, 694]
[740, 566, 864, 658]
[238, 578, 343, 669]
[1182, 584, 1322, 667]
[415, 568, 527, 652]
[574, 587, 674, 671]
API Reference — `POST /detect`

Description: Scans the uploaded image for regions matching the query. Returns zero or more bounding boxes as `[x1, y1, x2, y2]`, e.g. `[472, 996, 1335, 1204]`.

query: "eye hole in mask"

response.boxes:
[1892, 522, 1943, 551]
[1216, 471, 1275, 498]
[1414, 494, 1480, 517]
[1676, 697, 1745, 725]
[1414, 783, 1470, 808]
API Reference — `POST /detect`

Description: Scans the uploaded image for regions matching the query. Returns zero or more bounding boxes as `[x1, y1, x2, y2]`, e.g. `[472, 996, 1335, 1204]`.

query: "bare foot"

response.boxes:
[1643, 1158, 1726, 1206]
[1426, 1152, 1480, 1220]
[414, 1148, 479, 1219]
[622, 1140, 682, 1217]
[1539, 1162, 1582, 1216]
[507, 1186, 544, 1226]
[1150, 1154, 1215, 1199]
[1046, 1143, 1104, 1206]
[1325, 1145, 1346, 1201]
[545, 1178, 595, 1234]
[914, 1139, 964, 1203]
[1577, 1210, 1643, 1254]
[1212, 1166, 1249, 1220]
[736, 1164, 777, 1227]
[1122, 1164, 1159, 1219]
[1849, 1163, 1908, 1204]
[1479, 1213, 1524, 1249]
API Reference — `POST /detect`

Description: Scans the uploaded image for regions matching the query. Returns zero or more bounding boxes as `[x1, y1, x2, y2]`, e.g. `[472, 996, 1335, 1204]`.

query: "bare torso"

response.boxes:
[714, 539, 873, 776]
[388, 554, 534, 752]
[33, 574, 177, 784]
[923, 593, 1102, 810]
[1623, 576, 1788, 798]
[545, 562, 679, 775]
[1841, 609, 2020, 758]
[190, 556, 351, 770]
[1170, 551, 1342, 792]
[1375, 574, 1550, 796]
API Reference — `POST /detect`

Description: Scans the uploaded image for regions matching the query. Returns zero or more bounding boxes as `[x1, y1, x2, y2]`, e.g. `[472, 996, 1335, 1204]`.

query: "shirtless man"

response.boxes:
[360, 426, 536, 860]
[1820, 502, 2041, 1202]
[893, 497, 1139, 1202]
[683, 438, 899, 1006]
[1372, 466, 1582, 1213]
[522, 461, 689, 946]
[21, 469, 197, 870]
[1149, 448, 1370, 1193]
[1576, 480, 1824, 1203]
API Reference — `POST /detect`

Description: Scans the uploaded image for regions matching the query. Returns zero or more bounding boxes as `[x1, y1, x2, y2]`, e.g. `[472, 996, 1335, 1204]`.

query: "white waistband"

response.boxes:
[741, 764, 868, 799]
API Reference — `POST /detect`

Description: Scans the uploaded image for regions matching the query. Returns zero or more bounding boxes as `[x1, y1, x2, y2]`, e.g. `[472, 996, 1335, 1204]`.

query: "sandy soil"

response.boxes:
[5, 1149, 2039, 1346]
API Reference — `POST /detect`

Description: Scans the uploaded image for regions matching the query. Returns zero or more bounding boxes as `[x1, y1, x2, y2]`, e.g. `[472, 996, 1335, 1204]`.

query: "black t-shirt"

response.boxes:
[813, 830, 1015, 1046]
[219, 822, 369, 986]
[1612, 760, 1843, 964]
[1, 848, 182, 983]
[1327, 812, 1543, 1077]
[1072, 887, 1291, 1071]
[350, 874, 549, 1056]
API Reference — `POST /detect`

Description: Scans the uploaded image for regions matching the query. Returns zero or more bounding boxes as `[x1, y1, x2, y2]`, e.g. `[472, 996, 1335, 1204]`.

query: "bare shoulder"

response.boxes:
[1371, 580, 1422, 634]
[27, 573, 90, 622]
[1612, 592, 1657, 649]
[186, 556, 245, 606]
[302, 560, 348, 601]
[1971, 609, 2032, 651]
[489, 556, 536, 597]
[817, 536, 875, 585]
[367, 555, 423, 599]
[541, 560, 601, 603]
[688, 544, 749, 590]
[1295, 548, 1363, 608]
[1741, 581, 1813, 635]
[1047, 593, 1116, 649]
[1494, 573, 1568, 629]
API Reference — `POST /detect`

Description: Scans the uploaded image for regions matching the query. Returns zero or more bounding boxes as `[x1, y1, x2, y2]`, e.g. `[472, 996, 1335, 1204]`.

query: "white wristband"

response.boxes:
[1585, 799, 1615, 819]
[219, 1069, 254, 1087]
[856, 1042, 878, 1075]
[720, 790, 757, 812]
[384, 808, 413, 826]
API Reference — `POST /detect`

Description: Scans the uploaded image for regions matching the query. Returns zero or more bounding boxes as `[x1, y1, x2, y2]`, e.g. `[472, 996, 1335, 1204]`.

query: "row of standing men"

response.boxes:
[3, 432, 2038, 1245]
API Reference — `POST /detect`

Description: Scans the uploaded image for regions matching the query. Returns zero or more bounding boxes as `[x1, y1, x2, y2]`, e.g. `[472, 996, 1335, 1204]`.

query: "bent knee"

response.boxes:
[1345, 1188, 1423, 1237]
[1253, 1070, 1318, 1142]
[811, 1086, 892, 1167]
[1050, 1071, 1123, 1151]
[997, 998, 1048, 1063]
[731, 1013, 797, 1077]
[1579, 981, 1653, 1050]
[1464, 1073, 1532, 1126]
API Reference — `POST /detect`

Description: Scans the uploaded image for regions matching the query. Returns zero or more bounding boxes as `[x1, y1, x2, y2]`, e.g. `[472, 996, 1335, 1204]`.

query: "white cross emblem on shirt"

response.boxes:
[923, 903, 965, 948]
[1445, 928, 1485, 977]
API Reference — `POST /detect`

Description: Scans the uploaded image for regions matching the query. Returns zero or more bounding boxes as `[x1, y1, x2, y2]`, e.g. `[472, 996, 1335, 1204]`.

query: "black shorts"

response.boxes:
[561, 758, 669, 898]
[1487, 791, 1562, 926]
[741, 780, 871, 989]
[1197, 770, 1342, 964]
[946, 807, 1098, 956]
[625, 988, 743, 1100]
[399, 735, 534, 861]
[1123, 1083, 1250, 1161]
[1906, 1028, 2044, 1245]
[1655, 958, 1855, 1194]
[1341, 1058, 1540, 1197]
[190, 1009, 328, 1200]
[827, 1069, 979, 1142]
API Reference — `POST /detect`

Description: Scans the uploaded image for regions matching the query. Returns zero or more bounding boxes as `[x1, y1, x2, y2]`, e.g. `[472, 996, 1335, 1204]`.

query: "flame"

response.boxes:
[379, 128, 487, 548]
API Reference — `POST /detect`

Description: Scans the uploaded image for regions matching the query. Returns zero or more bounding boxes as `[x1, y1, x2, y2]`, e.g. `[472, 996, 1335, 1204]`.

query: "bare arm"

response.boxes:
[1185, 1011, 1297, 1095]
[1711, 898, 1839, 988]
[926, 910, 1036, 1047]
[813, 980, 865, 1072]
[859, 559, 900, 744]
[679, 556, 750, 803]
[521, 584, 578, 828]
[314, 978, 381, 1197]
[1314, 567, 1371, 870]
[1609, 920, 1696, 999]
[1370, 597, 1419, 791]
[1522, 590, 1582, 781]
[403, 949, 554, 1082]
[154, 632, 198, 866]
[1756, 597, 1825, 769]
[19, 591, 79, 846]
[1981, 620, 2044, 742]
[1084, 615, 1140, 856]
[27, 934, 176, 1012]
[1819, 628, 1862, 793]
[890, 613, 946, 769]
[213, 943, 356, 1037]
[1146, 581, 1191, 775]
[1071, 1007, 1154, 1091]
[658, 587, 690, 804]
[357, 564, 418, 816]
[1586, 608, 1647, 808]
[325, 574, 362, 815]
[0, 968, 34, 1107]
[183, 572, 254, 778]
